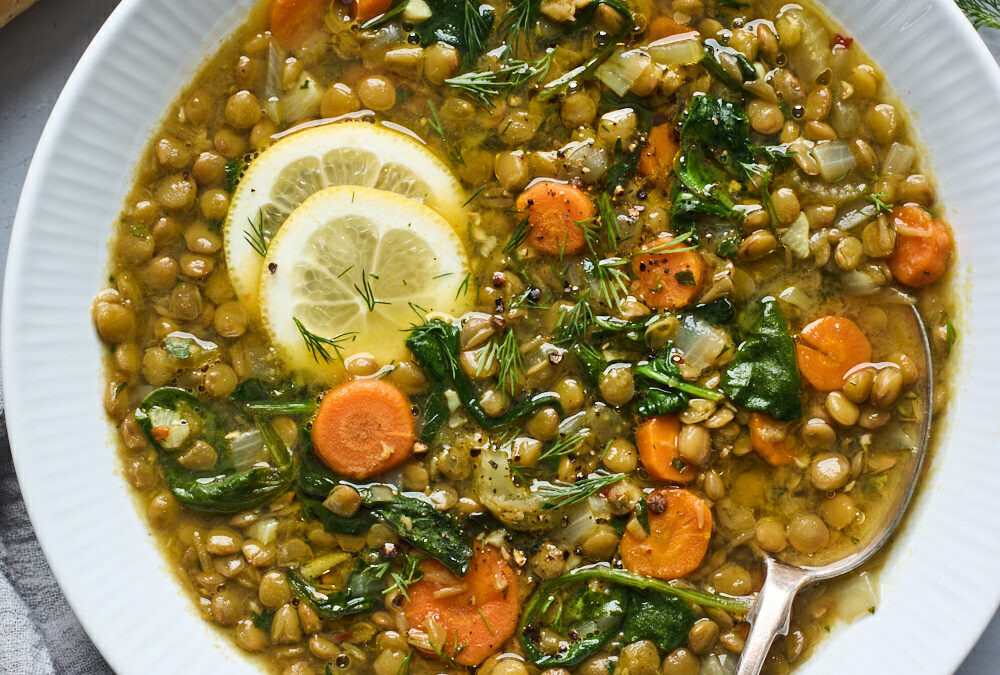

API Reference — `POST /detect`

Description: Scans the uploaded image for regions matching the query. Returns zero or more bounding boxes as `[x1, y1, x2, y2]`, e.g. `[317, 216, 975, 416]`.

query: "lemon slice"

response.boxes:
[259, 185, 471, 381]
[224, 121, 465, 312]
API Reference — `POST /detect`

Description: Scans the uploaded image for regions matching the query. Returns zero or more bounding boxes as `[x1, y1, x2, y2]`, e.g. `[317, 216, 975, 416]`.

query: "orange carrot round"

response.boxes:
[620, 488, 712, 580]
[748, 412, 797, 467]
[887, 205, 952, 288]
[794, 315, 872, 392]
[310, 379, 415, 479]
[352, 0, 393, 22]
[515, 181, 594, 256]
[270, 0, 327, 50]
[648, 16, 697, 40]
[403, 545, 519, 666]
[636, 414, 694, 483]
[631, 235, 706, 310]
[638, 123, 679, 185]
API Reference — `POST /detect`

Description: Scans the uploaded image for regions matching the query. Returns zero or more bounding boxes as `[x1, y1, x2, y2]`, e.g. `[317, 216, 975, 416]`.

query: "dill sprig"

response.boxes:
[383, 555, 422, 601]
[867, 192, 893, 214]
[554, 298, 595, 345]
[446, 49, 557, 108]
[293, 318, 356, 364]
[539, 427, 590, 463]
[635, 230, 700, 257]
[477, 329, 523, 397]
[502, 214, 532, 255]
[396, 650, 413, 675]
[244, 210, 269, 257]
[590, 257, 630, 312]
[539, 470, 626, 510]
[957, 0, 1000, 29]
[353, 269, 390, 312]
[595, 192, 620, 250]
[501, 0, 539, 55]
[463, 0, 491, 63]
[428, 635, 468, 665]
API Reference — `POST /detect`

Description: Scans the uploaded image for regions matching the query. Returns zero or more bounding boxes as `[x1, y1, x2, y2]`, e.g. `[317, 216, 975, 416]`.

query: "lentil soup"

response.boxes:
[92, 0, 956, 673]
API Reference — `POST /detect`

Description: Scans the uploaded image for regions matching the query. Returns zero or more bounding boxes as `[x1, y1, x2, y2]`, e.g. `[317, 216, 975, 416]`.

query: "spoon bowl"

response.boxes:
[735, 299, 934, 675]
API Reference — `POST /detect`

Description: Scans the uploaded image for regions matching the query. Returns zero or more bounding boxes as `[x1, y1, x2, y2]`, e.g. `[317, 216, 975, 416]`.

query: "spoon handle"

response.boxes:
[735, 559, 811, 675]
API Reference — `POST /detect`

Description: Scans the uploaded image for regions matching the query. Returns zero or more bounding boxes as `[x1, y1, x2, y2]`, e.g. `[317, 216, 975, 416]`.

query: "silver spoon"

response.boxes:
[735, 301, 933, 675]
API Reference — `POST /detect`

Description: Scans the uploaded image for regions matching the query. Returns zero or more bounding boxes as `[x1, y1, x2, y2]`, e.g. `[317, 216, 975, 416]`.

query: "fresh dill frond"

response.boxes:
[396, 650, 413, 675]
[635, 230, 700, 257]
[957, 0, 1000, 29]
[477, 329, 523, 397]
[353, 269, 390, 312]
[539, 470, 626, 510]
[553, 298, 594, 345]
[501, 0, 539, 55]
[463, 0, 491, 63]
[595, 192, 620, 250]
[867, 192, 893, 214]
[539, 427, 590, 463]
[455, 272, 472, 300]
[475, 605, 496, 634]
[293, 318, 356, 364]
[426, 98, 447, 142]
[244, 210, 269, 257]
[591, 257, 630, 312]
[383, 555, 422, 601]
[502, 214, 532, 255]
[445, 49, 557, 108]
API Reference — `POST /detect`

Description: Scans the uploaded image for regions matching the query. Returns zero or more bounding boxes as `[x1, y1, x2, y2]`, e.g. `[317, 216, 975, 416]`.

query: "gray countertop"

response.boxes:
[0, 0, 997, 672]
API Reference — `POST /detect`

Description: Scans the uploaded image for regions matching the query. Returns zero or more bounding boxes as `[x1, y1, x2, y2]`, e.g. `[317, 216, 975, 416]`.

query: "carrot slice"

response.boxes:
[270, 0, 327, 50]
[748, 412, 796, 466]
[649, 16, 696, 40]
[403, 545, 519, 666]
[515, 181, 594, 256]
[794, 316, 872, 392]
[887, 205, 952, 288]
[310, 379, 415, 479]
[631, 235, 706, 310]
[638, 123, 679, 185]
[620, 488, 712, 580]
[636, 414, 694, 483]
[353, 0, 393, 22]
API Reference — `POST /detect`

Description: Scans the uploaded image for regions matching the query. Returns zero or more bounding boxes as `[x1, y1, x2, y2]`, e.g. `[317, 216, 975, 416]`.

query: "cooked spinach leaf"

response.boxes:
[287, 550, 390, 619]
[135, 388, 294, 513]
[406, 319, 561, 440]
[721, 297, 803, 421]
[634, 346, 724, 417]
[416, 0, 494, 63]
[621, 592, 698, 652]
[687, 297, 736, 325]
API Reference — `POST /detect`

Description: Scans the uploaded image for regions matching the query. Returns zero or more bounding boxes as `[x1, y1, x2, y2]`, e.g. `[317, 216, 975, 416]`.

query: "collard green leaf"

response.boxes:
[721, 297, 803, 421]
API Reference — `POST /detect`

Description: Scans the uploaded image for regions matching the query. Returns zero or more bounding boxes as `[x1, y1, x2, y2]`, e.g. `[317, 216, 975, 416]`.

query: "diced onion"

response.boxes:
[300, 551, 351, 579]
[778, 285, 812, 310]
[840, 270, 880, 295]
[834, 571, 879, 621]
[780, 212, 811, 258]
[280, 71, 323, 124]
[595, 49, 651, 97]
[813, 140, 856, 183]
[674, 317, 731, 372]
[647, 33, 704, 67]
[835, 203, 877, 231]
[229, 429, 265, 471]
[475, 451, 552, 532]
[263, 43, 284, 123]
[560, 139, 608, 183]
[699, 654, 737, 675]
[883, 142, 916, 176]
[403, 0, 431, 23]
[246, 517, 279, 545]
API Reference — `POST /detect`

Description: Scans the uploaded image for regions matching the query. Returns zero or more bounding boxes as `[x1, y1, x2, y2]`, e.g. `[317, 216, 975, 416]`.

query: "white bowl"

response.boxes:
[3, 0, 998, 672]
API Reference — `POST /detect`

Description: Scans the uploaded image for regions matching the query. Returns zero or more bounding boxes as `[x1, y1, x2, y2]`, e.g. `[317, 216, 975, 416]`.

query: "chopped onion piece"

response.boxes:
[647, 33, 704, 67]
[674, 317, 731, 372]
[836, 203, 877, 231]
[840, 270, 880, 295]
[403, 0, 431, 23]
[280, 71, 323, 124]
[781, 212, 811, 258]
[883, 142, 916, 176]
[813, 140, 856, 183]
[475, 451, 552, 532]
[835, 571, 879, 621]
[246, 517, 279, 545]
[263, 43, 284, 123]
[300, 551, 351, 579]
[229, 429, 265, 471]
[595, 49, 651, 97]
[778, 285, 812, 310]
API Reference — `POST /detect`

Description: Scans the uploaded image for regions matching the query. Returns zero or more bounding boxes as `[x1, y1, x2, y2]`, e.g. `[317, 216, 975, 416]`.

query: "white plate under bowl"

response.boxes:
[3, 0, 998, 672]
